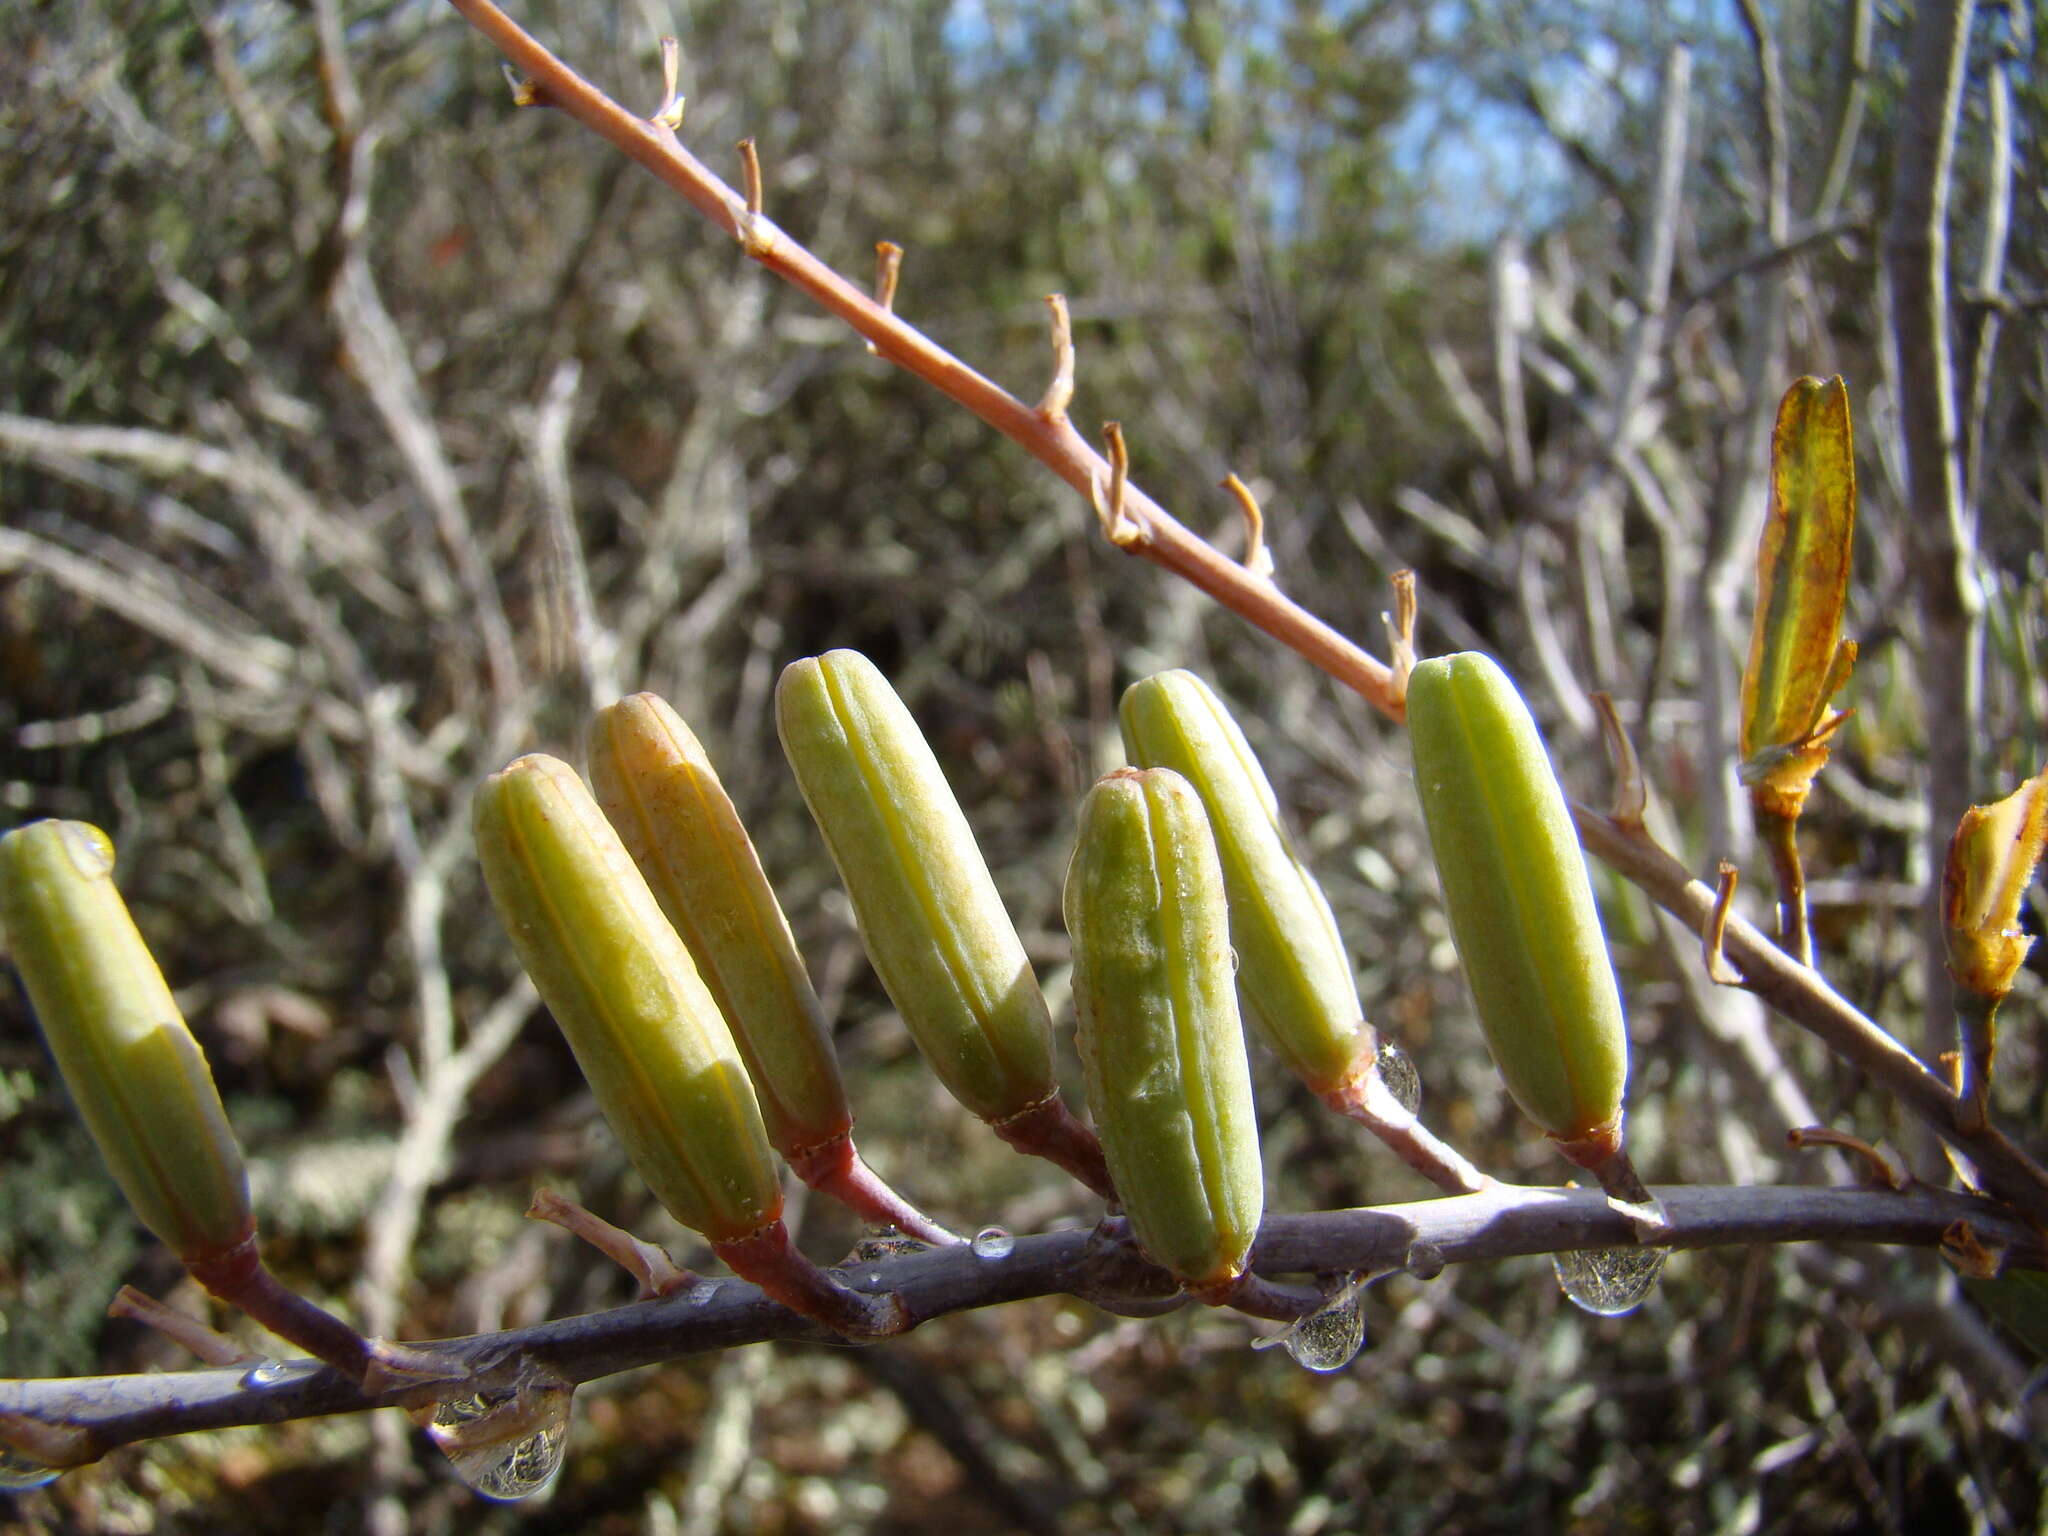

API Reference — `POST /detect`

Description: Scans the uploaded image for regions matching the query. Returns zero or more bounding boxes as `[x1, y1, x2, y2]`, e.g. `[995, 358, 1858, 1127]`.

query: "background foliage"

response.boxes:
[2, 0, 2044, 1531]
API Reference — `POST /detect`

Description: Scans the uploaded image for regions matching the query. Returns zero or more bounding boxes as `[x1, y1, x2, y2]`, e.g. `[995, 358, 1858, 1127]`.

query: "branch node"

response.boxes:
[1089, 422, 1142, 548]
[1591, 692, 1649, 829]
[1037, 294, 1075, 419]
[652, 37, 686, 130]
[1939, 1218, 2008, 1280]
[501, 63, 546, 110]
[107, 1285, 261, 1367]
[1221, 474, 1275, 578]
[1787, 1126, 1909, 1190]
[1703, 860, 1747, 986]
[527, 1187, 696, 1298]
[864, 242, 904, 356]
[734, 139, 778, 257]
[1385, 569, 1418, 703]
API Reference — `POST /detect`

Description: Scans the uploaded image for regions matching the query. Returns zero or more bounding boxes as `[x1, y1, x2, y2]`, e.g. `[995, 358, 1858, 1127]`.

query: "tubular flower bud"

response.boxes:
[0, 820, 253, 1263]
[1943, 767, 2048, 1002]
[588, 693, 853, 1160]
[474, 755, 781, 1244]
[1064, 768, 1263, 1292]
[1406, 654, 1628, 1150]
[775, 651, 1057, 1125]
[1119, 669, 1372, 1095]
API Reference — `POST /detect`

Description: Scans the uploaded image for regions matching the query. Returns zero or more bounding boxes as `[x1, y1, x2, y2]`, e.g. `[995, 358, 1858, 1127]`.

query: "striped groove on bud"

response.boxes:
[0, 820, 253, 1263]
[1119, 669, 1373, 1095]
[1064, 768, 1263, 1291]
[1405, 653, 1628, 1151]
[474, 754, 781, 1244]
[587, 693, 853, 1160]
[775, 650, 1057, 1125]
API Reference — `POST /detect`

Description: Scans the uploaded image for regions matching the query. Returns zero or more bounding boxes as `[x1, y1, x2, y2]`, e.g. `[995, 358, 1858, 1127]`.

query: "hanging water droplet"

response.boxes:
[687, 1279, 723, 1308]
[850, 1228, 930, 1263]
[0, 1447, 63, 1492]
[1374, 1037, 1422, 1114]
[970, 1226, 1015, 1260]
[241, 1357, 313, 1388]
[424, 1360, 574, 1502]
[1403, 1239, 1446, 1281]
[1553, 1247, 1666, 1316]
[1252, 1278, 1366, 1372]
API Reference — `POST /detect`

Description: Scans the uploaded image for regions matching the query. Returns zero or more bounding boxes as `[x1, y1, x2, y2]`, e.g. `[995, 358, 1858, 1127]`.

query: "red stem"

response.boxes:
[185, 1236, 463, 1391]
[989, 1093, 1117, 1202]
[712, 1220, 909, 1339]
[787, 1133, 961, 1246]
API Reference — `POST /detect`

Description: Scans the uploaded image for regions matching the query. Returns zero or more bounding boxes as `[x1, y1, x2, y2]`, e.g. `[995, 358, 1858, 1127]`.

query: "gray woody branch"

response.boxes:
[5, 1184, 2039, 1463]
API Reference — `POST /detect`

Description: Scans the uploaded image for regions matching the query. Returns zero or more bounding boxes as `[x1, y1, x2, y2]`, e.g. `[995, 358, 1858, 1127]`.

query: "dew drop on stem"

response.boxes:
[241, 1358, 312, 1388]
[851, 1229, 930, 1263]
[1374, 1037, 1422, 1115]
[971, 1226, 1015, 1260]
[1553, 1247, 1666, 1316]
[1252, 1276, 1367, 1372]
[423, 1360, 574, 1502]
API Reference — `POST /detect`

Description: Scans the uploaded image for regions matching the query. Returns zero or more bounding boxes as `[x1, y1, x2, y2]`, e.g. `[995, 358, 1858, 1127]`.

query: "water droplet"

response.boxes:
[0, 1447, 62, 1492]
[424, 1362, 574, 1502]
[1253, 1278, 1366, 1372]
[1374, 1037, 1422, 1114]
[971, 1226, 1015, 1260]
[1404, 1240, 1445, 1281]
[1227, 946, 1241, 975]
[687, 1279, 723, 1308]
[241, 1358, 312, 1388]
[850, 1229, 929, 1263]
[1553, 1247, 1666, 1316]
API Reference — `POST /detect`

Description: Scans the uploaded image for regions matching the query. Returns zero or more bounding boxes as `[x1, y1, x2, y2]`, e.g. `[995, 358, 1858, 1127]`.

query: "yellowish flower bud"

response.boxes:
[474, 755, 781, 1244]
[1943, 767, 2048, 1002]
[0, 821, 253, 1263]
[588, 693, 853, 1161]
[775, 651, 1057, 1125]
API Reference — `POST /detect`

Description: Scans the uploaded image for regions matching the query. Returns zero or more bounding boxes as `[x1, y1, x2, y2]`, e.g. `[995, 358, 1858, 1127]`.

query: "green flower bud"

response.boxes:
[474, 755, 781, 1244]
[588, 693, 853, 1161]
[775, 651, 1057, 1125]
[1119, 669, 1372, 1095]
[0, 820, 253, 1263]
[1405, 653, 1627, 1147]
[1064, 768, 1263, 1291]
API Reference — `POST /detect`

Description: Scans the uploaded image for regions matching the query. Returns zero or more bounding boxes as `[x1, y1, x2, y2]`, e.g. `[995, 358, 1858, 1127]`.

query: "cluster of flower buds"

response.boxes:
[474, 751, 904, 1336]
[3, 639, 1676, 1354]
